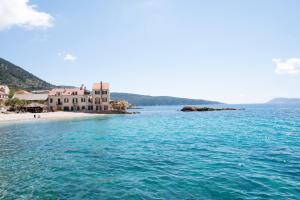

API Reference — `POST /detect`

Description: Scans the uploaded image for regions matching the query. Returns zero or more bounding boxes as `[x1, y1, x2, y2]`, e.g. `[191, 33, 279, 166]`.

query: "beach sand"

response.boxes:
[0, 112, 106, 124]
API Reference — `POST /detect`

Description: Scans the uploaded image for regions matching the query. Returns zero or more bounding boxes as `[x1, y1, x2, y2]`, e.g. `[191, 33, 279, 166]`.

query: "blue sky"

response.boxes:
[0, 0, 300, 103]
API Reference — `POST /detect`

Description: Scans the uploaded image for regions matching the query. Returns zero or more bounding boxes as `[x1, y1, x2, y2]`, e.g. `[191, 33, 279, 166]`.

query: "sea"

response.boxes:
[0, 104, 300, 200]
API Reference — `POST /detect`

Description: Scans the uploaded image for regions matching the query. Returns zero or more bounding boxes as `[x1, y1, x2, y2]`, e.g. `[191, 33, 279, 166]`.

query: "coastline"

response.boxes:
[0, 111, 106, 125]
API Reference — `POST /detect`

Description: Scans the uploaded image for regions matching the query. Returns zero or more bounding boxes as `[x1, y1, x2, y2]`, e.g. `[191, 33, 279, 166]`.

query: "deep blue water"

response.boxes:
[0, 104, 300, 200]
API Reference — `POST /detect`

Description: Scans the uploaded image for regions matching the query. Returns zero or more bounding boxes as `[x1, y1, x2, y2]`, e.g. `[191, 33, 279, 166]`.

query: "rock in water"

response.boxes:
[181, 106, 239, 112]
[181, 106, 198, 111]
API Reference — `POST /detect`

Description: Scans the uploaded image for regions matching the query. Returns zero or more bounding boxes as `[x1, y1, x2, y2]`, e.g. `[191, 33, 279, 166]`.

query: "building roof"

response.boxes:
[15, 90, 30, 94]
[92, 82, 109, 90]
[48, 88, 85, 96]
[13, 93, 48, 101]
[31, 90, 50, 94]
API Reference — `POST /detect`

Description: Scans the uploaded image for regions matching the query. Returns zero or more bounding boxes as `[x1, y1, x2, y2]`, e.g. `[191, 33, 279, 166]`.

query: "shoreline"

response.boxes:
[0, 111, 107, 125]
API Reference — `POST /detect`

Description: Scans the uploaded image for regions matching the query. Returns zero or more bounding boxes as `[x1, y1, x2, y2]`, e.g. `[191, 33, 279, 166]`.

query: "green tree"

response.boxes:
[8, 90, 15, 99]
[4, 98, 28, 111]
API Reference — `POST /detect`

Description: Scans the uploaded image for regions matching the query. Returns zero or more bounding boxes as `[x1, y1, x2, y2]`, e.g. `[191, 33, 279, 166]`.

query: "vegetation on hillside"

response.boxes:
[111, 93, 222, 106]
[0, 57, 54, 90]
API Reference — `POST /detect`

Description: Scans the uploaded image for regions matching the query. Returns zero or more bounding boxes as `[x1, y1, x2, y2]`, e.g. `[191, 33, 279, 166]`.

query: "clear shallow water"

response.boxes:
[0, 104, 300, 200]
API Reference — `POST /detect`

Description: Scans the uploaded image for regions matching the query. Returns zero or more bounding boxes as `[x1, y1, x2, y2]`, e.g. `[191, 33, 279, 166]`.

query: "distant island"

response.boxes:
[0, 57, 221, 106]
[267, 98, 300, 104]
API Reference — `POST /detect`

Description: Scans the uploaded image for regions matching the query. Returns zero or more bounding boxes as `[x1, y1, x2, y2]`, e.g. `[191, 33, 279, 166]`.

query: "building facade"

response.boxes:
[0, 85, 9, 103]
[92, 82, 110, 112]
[0, 85, 10, 95]
[48, 82, 111, 112]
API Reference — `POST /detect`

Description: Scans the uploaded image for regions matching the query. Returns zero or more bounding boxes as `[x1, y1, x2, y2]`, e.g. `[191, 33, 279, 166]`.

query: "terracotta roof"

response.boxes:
[49, 88, 85, 96]
[92, 82, 110, 90]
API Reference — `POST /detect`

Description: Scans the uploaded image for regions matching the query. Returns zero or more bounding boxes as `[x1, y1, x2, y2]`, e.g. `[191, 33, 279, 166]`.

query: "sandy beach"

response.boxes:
[0, 112, 106, 124]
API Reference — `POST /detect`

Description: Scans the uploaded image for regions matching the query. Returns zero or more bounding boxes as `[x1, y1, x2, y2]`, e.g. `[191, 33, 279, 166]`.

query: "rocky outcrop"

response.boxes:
[181, 106, 239, 112]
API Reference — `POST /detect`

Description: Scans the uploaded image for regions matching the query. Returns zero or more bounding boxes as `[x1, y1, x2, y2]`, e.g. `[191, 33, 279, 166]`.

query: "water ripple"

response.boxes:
[0, 104, 300, 199]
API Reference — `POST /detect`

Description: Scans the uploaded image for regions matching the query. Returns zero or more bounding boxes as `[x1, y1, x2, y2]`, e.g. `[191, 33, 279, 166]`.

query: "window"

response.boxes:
[73, 98, 78, 103]
[88, 98, 92, 102]
[95, 91, 100, 95]
[64, 107, 69, 111]
[102, 97, 107, 102]
[72, 92, 78, 95]
[102, 90, 108, 95]
[81, 98, 85, 102]
[64, 98, 69, 103]
[82, 106, 85, 110]
[95, 98, 101, 104]
[50, 98, 53, 103]
[104, 106, 108, 111]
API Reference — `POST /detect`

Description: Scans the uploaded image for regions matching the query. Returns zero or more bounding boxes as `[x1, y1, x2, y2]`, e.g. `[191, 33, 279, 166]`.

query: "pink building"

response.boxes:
[48, 82, 111, 112]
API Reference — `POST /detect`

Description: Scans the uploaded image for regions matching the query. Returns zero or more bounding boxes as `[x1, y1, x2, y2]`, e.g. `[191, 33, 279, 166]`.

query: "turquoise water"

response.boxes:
[0, 105, 300, 199]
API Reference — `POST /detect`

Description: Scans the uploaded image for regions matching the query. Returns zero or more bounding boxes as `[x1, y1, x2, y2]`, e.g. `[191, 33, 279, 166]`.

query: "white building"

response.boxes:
[0, 85, 9, 103]
[0, 85, 9, 94]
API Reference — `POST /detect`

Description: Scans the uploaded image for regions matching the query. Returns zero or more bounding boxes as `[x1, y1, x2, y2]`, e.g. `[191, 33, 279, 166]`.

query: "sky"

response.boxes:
[0, 0, 300, 104]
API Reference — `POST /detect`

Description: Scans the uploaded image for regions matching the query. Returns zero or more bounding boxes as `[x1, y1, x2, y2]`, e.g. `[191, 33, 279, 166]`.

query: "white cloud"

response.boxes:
[0, 0, 53, 30]
[58, 52, 77, 62]
[273, 58, 300, 75]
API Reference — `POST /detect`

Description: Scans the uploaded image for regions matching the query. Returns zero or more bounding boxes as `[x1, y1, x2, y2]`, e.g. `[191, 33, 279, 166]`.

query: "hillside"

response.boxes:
[0, 57, 54, 90]
[111, 92, 222, 106]
[267, 98, 300, 104]
[0, 57, 222, 105]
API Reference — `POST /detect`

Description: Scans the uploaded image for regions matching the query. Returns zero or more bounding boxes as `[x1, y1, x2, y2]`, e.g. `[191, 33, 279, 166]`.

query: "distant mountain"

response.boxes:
[111, 92, 222, 106]
[0, 57, 54, 91]
[267, 98, 300, 104]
